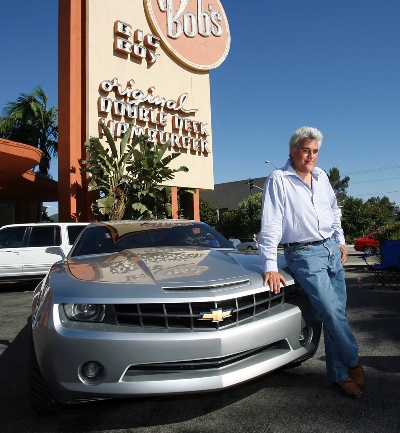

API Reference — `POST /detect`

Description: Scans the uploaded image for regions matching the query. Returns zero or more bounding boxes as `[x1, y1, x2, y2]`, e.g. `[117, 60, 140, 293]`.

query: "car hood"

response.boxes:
[65, 247, 291, 287]
[44, 247, 293, 303]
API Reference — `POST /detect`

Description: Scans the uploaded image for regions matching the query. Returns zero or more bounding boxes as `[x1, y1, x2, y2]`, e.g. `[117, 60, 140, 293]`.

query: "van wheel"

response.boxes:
[247, 246, 253, 250]
[29, 331, 60, 413]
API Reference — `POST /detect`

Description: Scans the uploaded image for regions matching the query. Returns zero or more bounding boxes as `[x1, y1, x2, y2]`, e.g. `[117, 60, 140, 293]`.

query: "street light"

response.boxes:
[265, 160, 279, 170]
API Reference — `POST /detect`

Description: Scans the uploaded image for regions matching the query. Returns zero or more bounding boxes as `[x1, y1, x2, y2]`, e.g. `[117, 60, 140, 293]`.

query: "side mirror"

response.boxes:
[45, 246, 66, 261]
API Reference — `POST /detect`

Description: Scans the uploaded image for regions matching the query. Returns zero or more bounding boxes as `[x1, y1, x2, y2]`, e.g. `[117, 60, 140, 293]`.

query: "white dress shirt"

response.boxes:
[258, 159, 345, 272]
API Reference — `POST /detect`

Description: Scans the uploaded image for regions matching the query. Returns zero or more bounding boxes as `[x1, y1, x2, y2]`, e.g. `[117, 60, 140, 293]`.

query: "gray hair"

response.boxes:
[289, 126, 323, 151]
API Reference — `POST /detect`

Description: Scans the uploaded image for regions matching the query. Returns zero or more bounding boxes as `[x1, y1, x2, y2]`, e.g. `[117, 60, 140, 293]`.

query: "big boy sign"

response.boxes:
[144, 0, 230, 70]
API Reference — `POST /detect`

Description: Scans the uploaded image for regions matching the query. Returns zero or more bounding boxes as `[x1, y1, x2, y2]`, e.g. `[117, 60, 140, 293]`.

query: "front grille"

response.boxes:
[113, 289, 284, 330]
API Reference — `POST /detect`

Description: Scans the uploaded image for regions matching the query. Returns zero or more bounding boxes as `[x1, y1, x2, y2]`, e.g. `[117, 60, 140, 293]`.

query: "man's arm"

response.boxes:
[258, 176, 287, 293]
[338, 244, 348, 265]
[325, 174, 348, 264]
[326, 175, 346, 246]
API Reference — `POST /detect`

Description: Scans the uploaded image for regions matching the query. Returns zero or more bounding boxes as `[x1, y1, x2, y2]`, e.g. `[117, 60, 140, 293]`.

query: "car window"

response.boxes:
[0, 226, 26, 248]
[67, 225, 87, 245]
[28, 226, 61, 247]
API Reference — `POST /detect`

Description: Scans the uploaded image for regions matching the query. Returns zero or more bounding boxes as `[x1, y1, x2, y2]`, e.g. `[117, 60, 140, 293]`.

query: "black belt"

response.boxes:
[282, 238, 329, 248]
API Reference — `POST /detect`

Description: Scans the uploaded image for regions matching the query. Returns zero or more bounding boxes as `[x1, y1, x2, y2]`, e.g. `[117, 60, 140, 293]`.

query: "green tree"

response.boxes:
[219, 210, 242, 238]
[176, 188, 196, 219]
[82, 121, 188, 220]
[41, 208, 54, 222]
[199, 198, 219, 229]
[376, 221, 400, 243]
[341, 196, 371, 243]
[365, 196, 399, 229]
[0, 86, 58, 176]
[328, 167, 350, 205]
[236, 192, 263, 236]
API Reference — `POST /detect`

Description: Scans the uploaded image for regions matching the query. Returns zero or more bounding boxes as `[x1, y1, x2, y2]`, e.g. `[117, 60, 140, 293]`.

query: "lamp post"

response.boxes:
[265, 160, 279, 170]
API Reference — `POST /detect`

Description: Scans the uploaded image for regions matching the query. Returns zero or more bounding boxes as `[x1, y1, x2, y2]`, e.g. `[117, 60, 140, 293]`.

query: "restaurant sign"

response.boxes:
[144, 0, 231, 71]
[98, 77, 210, 154]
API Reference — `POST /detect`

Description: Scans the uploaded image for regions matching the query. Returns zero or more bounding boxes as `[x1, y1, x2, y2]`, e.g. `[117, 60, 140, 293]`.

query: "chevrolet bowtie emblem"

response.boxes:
[198, 308, 234, 323]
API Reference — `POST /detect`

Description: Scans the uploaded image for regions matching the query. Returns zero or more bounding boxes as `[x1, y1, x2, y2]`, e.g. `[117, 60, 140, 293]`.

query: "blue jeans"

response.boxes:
[284, 237, 359, 382]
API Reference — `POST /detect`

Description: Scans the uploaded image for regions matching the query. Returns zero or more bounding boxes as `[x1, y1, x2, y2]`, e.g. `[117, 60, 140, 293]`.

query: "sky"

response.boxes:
[1, 0, 399, 216]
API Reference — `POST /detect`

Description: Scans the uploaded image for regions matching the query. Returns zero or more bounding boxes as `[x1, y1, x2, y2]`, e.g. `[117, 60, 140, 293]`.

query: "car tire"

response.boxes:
[364, 246, 376, 254]
[29, 331, 60, 413]
[246, 246, 253, 250]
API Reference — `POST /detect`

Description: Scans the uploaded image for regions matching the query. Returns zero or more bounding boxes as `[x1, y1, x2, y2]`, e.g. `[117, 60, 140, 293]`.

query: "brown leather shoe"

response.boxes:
[348, 363, 365, 387]
[335, 377, 362, 398]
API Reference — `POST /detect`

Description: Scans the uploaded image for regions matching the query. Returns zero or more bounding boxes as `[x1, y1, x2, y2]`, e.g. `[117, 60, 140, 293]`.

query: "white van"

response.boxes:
[0, 222, 88, 281]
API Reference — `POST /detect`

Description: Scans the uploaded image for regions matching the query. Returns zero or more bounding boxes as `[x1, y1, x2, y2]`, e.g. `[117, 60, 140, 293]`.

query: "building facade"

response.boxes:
[0, 138, 58, 226]
[201, 176, 267, 217]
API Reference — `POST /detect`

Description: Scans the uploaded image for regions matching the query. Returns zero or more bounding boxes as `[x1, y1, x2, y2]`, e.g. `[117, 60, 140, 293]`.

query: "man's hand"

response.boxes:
[339, 244, 348, 265]
[262, 271, 286, 294]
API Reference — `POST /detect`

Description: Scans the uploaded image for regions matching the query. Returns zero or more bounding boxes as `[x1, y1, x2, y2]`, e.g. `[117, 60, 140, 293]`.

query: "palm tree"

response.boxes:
[0, 86, 58, 176]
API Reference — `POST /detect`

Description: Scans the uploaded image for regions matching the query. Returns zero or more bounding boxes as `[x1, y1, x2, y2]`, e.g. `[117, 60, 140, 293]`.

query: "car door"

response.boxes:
[0, 226, 27, 278]
[22, 225, 62, 277]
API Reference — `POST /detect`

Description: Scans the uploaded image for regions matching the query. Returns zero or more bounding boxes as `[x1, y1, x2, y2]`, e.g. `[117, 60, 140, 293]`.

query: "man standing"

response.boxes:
[258, 126, 365, 398]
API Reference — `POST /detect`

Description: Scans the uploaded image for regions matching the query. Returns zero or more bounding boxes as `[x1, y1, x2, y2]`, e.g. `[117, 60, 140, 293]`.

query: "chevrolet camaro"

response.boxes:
[30, 220, 321, 412]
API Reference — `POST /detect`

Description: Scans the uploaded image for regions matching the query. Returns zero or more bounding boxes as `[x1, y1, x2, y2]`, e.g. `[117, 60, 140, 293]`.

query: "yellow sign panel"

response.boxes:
[85, 0, 230, 190]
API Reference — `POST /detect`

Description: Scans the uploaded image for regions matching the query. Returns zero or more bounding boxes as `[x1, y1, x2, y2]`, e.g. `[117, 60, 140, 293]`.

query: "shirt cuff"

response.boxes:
[263, 259, 278, 273]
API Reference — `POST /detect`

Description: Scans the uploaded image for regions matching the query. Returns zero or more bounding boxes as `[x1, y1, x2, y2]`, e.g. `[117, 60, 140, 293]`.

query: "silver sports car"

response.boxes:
[30, 220, 321, 412]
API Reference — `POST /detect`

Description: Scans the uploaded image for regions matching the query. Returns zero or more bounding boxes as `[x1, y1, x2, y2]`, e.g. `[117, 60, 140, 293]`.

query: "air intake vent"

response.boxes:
[162, 279, 250, 291]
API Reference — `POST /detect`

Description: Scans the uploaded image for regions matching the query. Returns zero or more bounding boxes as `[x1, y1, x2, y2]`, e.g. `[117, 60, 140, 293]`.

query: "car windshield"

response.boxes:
[70, 222, 234, 257]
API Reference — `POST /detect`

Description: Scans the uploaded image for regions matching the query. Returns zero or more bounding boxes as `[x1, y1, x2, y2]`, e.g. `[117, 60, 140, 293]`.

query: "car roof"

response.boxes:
[85, 220, 204, 235]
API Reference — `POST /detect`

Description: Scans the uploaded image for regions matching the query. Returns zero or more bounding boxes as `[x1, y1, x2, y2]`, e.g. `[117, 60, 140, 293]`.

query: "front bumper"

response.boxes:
[33, 301, 318, 405]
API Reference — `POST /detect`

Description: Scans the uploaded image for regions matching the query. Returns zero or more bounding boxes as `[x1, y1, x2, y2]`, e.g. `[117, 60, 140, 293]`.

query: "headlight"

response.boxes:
[63, 303, 105, 322]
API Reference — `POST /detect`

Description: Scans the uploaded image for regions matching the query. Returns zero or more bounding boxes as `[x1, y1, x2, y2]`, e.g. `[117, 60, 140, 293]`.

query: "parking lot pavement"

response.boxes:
[0, 253, 399, 433]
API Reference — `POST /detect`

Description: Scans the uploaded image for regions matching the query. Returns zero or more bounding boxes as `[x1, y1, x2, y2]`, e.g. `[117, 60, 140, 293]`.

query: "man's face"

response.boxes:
[290, 138, 319, 174]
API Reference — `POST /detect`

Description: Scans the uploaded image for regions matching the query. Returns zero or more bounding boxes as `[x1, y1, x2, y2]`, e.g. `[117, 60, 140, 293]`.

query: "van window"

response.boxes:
[28, 226, 61, 247]
[0, 226, 26, 248]
[67, 225, 87, 245]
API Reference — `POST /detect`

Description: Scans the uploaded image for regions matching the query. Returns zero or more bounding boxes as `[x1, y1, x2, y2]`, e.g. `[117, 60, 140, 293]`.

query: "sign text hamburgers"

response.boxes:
[98, 78, 210, 154]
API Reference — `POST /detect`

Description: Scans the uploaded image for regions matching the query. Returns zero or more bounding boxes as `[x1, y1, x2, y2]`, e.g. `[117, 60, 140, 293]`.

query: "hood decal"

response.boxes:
[67, 247, 213, 284]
